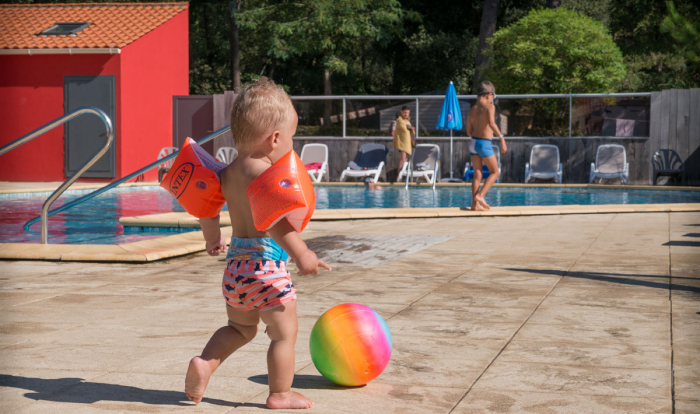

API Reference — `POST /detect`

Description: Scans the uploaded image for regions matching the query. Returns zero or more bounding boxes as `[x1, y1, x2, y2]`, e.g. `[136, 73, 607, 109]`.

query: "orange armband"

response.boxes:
[160, 138, 228, 219]
[247, 150, 315, 232]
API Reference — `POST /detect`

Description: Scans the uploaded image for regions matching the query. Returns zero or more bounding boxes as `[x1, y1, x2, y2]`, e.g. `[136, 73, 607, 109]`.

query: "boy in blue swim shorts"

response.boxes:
[466, 81, 508, 211]
[185, 78, 330, 410]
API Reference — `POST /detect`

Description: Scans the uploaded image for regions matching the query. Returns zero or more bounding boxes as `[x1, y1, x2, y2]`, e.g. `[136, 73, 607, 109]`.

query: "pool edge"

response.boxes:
[2, 203, 699, 263]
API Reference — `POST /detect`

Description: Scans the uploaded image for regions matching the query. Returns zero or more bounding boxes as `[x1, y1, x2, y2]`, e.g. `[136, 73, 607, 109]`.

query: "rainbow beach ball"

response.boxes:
[309, 303, 392, 387]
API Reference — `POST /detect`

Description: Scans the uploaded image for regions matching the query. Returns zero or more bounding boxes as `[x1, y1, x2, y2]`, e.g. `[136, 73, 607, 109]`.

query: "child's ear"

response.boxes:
[266, 130, 281, 149]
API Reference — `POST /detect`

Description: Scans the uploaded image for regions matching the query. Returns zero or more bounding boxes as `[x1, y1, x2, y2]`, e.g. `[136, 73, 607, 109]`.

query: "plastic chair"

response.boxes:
[525, 144, 563, 183]
[339, 143, 388, 183]
[652, 149, 684, 185]
[463, 145, 501, 183]
[157, 146, 178, 182]
[397, 144, 440, 187]
[300, 143, 329, 183]
[590, 144, 629, 184]
[215, 146, 238, 164]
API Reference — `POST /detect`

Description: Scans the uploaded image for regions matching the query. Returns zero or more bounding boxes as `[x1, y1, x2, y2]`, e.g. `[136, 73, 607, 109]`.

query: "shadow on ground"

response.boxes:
[248, 374, 364, 390]
[505, 269, 700, 293]
[663, 240, 700, 247]
[0, 375, 266, 408]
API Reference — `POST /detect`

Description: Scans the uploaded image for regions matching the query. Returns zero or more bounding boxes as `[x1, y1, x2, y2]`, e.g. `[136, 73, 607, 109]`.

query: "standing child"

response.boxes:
[185, 77, 331, 409]
[392, 106, 416, 182]
[466, 81, 507, 211]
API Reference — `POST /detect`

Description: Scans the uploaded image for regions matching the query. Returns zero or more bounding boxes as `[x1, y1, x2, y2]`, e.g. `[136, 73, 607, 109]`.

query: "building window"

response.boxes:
[39, 22, 90, 36]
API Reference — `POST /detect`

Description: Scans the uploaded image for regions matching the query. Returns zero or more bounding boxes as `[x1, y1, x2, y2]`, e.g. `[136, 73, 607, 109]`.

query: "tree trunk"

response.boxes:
[323, 67, 332, 127]
[269, 57, 276, 80]
[229, 0, 241, 92]
[546, 0, 561, 9]
[473, 0, 500, 92]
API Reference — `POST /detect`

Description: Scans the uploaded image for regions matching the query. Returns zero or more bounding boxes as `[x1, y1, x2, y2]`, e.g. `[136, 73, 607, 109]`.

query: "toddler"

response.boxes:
[185, 77, 330, 409]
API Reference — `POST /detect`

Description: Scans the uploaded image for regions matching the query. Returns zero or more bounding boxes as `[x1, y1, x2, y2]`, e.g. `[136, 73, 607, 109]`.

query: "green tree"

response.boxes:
[610, 0, 699, 91]
[484, 8, 625, 94]
[661, 1, 700, 63]
[239, 0, 413, 124]
[400, 27, 478, 94]
[484, 8, 626, 135]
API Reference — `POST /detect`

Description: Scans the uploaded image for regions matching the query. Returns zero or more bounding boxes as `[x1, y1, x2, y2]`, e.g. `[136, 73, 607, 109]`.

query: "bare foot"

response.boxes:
[474, 194, 490, 210]
[471, 202, 487, 211]
[267, 391, 314, 409]
[185, 356, 211, 404]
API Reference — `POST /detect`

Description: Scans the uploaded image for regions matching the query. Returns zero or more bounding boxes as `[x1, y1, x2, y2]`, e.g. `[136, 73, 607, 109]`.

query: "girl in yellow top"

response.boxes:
[392, 106, 415, 180]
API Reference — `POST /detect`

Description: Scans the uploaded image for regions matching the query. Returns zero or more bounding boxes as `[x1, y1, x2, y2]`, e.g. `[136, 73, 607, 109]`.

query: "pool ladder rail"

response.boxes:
[17, 124, 232, 240]
[0, 106, 114, 244]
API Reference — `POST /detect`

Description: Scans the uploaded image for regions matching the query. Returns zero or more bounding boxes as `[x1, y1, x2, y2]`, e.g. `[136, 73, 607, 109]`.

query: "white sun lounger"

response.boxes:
[590, 144, 629, 184]
[157, 146, 178, 182]
[339, 143, 388, 183]
[215, 146, 238, 164]
[300, 143, 329, 183]
[525, 144, 563, 183]
[397, 144, 440, 188]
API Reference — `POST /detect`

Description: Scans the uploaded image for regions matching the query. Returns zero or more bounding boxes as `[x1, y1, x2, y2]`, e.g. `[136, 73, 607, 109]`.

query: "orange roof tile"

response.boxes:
[0, 3, 187, 50]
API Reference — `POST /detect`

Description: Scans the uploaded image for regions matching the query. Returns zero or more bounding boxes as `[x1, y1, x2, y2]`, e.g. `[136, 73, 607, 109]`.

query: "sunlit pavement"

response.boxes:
[1, 212, 699, 413]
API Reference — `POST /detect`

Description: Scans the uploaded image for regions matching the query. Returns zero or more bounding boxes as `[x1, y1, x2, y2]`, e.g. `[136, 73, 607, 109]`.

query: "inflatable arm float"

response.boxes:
[160, 138, 227, 219]
[161, 139, 314, 232]
[247, 150, 315, 233]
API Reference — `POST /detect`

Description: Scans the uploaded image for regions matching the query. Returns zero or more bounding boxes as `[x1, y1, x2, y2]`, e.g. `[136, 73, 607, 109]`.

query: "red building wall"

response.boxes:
[0, 8, 188, 182]
[119, 9, 189, 182]
[0, 54, 121, 181]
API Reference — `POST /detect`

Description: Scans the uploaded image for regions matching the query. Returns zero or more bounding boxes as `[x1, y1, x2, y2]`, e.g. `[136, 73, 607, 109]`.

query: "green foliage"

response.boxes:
[10, 0, 698, 94]
[661, 1, 700, 62]
[397, 27, 478, 94]
[238, 0, 414, 79]
[484, 8, 626, 94]
[484, 8, 626, 135]
[610, 0, 699, 91]
[560, 0, 611, 27]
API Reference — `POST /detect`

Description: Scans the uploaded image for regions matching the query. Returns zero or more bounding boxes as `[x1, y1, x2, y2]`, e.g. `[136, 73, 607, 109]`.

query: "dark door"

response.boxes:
[64, 75, 116, 178]
[173, 96, 214, 155]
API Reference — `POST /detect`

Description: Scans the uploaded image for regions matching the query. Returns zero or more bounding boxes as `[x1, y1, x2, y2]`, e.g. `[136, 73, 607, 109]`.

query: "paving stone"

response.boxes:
[470, 360, 670, 399]
[0, 212, 698, 412]
[453, 390, 670, 413]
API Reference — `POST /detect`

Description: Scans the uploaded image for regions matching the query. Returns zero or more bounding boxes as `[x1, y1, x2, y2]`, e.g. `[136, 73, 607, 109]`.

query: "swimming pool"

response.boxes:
[1, 185, 698, 244]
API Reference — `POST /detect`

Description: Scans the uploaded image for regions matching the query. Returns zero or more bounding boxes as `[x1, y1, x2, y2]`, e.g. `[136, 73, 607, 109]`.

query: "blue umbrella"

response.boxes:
[436, 81, 464, 182]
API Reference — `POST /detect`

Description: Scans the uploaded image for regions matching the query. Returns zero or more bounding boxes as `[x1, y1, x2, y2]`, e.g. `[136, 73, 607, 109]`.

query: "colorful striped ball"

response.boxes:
[309, 303, 392, 387]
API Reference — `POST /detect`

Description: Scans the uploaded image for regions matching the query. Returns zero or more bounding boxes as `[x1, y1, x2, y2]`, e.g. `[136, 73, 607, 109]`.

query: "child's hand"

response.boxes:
[206, 235, 227, 256]
[295, 249, 332, 276]
[500, 141, 507, 154]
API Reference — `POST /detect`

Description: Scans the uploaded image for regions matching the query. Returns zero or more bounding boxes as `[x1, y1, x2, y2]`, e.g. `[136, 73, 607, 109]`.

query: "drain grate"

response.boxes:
[304, 235, 452, 265]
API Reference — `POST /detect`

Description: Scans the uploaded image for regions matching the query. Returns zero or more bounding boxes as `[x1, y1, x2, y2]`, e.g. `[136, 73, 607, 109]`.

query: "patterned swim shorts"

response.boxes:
[222, 259, 296, 311]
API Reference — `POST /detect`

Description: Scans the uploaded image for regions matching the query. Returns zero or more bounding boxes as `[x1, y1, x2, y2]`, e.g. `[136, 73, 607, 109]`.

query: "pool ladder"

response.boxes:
[0, 107, 114, 244]
[5, 117, 231, 243]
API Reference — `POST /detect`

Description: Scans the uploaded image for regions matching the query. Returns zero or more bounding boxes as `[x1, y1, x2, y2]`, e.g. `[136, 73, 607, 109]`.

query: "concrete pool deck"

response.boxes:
[1, 203, 699, 262]
[1, 212, 699, 413]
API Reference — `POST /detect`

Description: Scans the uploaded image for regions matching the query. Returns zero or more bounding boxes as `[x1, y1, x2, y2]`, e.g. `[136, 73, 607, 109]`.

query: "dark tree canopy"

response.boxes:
[8, 0, 700, 94]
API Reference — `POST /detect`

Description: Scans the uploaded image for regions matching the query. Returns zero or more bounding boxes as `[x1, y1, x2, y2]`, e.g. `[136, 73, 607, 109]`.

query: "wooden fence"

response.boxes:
[650, 89, 700, 185]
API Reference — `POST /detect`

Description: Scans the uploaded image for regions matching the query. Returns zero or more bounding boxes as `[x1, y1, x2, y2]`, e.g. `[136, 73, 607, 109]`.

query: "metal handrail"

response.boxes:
[22, 126, 232, 232]
[291, 92, 652, 100]
[291, 92, 652, 139]
[0, 106, 114, 243]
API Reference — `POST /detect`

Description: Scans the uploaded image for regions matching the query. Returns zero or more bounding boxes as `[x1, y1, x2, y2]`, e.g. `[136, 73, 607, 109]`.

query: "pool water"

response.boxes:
[1, 186, 698, 244]
[0, 187, 197, 244]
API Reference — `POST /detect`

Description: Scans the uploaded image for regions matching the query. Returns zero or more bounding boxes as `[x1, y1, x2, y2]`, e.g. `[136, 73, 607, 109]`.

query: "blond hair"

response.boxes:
[230, 77, 294, 149]
[477, 81, 496, 96]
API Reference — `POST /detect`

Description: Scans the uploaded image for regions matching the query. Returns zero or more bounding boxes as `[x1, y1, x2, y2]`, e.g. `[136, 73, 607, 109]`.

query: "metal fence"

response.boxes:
[290, 92, 652, 139]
